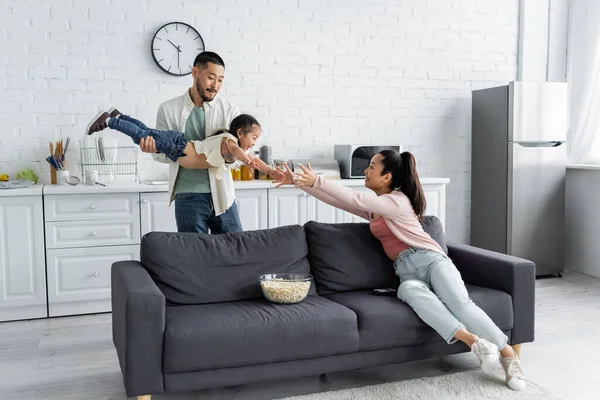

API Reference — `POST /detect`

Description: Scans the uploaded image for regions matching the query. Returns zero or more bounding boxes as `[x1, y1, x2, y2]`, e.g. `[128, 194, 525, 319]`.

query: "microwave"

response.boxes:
[334, 144, 402, 178]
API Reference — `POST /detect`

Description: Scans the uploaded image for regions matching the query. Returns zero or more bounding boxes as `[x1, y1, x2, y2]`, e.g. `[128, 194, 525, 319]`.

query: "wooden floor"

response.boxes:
[0, 271, 597, 400]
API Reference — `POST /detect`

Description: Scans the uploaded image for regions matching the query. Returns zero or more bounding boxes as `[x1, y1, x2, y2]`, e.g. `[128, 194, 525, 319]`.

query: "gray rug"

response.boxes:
[276, 370, 562, 400]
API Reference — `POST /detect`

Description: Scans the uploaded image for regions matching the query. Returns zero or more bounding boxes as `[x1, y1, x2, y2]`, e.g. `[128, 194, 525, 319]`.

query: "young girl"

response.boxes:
[274, 151, 526, 392]
[86, 108, 281, 179]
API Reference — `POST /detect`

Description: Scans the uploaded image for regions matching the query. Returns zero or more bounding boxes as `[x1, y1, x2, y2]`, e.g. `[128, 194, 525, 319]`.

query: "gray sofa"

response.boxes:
[111, 216, 535, 399]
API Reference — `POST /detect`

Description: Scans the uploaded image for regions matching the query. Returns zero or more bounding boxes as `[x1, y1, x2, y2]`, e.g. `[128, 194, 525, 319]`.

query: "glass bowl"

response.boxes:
[259, 273, 312, 304]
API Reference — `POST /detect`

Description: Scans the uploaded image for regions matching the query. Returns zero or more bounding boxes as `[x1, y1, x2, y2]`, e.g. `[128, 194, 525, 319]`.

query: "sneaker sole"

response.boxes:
[507, 377, 527, 391]
[86, 110, 106, 135]
[107, 107, 119, 118]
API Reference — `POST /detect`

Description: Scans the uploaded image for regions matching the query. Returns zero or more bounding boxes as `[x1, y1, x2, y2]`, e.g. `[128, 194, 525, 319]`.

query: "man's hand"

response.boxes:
[140, 137, 158, 153]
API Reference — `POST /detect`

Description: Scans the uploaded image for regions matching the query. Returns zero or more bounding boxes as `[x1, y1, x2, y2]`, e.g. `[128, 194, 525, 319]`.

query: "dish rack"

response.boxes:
[79, 142, 139, 182]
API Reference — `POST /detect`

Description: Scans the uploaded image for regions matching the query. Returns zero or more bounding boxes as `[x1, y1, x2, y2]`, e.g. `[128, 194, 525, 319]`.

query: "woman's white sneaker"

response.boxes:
[471, 338, 499, 373]
[500, 354, 527, 391]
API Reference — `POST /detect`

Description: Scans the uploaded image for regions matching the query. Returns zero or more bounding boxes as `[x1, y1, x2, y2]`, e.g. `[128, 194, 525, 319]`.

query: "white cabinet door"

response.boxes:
[422, 183, 446, 229]
[46, 245, 139, 317]
[308, 197, 344, 224]
[236, 189, 268, 231]
[268, 188, 310, 228]
[140, 192, 177, 236]
[0, 196, 47, 322]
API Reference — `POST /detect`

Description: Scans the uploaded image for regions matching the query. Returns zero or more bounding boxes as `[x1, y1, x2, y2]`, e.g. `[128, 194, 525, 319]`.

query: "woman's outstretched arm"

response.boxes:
[273, 164, 370, 220]
[302, 184, 370, 220]
[293, 164, 400, 218]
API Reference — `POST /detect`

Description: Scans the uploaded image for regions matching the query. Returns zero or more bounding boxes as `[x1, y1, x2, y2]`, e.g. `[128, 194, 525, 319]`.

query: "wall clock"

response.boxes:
[151, 22, 205, 76]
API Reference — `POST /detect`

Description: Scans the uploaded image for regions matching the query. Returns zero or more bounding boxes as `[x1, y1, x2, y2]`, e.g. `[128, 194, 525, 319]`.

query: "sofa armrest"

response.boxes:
[111, 260, 166, 397]
[447, 242, 535, 345]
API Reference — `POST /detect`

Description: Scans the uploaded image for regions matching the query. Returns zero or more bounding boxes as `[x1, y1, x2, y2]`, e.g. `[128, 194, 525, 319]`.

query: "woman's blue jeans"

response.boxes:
[394, 247, 509, 349]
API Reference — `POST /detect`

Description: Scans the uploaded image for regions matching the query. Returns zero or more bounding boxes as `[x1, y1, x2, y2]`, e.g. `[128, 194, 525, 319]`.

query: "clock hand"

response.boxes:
[168, 39, 181, 52]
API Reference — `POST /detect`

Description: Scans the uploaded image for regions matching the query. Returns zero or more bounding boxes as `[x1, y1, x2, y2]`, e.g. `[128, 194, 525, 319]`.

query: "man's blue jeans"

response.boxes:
[174, 192, 243, 234]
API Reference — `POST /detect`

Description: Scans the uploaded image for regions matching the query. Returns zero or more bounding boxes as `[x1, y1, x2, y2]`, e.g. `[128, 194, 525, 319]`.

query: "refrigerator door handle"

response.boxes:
[513, 141, 564, 148]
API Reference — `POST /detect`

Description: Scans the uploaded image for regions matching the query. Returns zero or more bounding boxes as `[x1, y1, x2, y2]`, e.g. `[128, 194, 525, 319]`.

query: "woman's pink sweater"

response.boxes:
[301, 176, 445, 256]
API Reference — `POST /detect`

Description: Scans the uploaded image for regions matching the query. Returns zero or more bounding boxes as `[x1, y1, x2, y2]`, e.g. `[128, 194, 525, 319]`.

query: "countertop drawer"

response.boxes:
[44, 193, 139, 221]
[45, 219, 141, 249]
[45, 245, 139, 316]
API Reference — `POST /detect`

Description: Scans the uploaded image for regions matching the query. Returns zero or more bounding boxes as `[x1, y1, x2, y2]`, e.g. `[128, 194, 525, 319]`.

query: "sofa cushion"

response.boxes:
[140, 225, 316, 305]
[324, 284, 513, 351]
[304, 216, 448, 295]
[304, 221, 397, 295]
[163, 296, 359, 373]
[421, 215, 448, 254]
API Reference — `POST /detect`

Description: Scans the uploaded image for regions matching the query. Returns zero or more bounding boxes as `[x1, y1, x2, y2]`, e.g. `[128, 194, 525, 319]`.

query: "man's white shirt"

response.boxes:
[153, 90, 240, 215]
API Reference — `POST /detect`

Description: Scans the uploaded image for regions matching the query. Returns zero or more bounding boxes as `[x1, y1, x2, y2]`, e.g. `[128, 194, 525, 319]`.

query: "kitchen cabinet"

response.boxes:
[236, 189, 268, 231]
[268, 187, 312, 227]
[140, 192, 177, 235]
[269, 185, 374, 226]
[46, 245, 139, 317]
[422, 182, 447, 230]
[140, 190, 268, 234]
[44, 193, 141, 317]
[0, 194, 47, 322]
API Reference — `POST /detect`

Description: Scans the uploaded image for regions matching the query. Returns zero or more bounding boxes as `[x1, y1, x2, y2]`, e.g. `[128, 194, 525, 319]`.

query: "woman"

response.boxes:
[274, 151, 526, 391]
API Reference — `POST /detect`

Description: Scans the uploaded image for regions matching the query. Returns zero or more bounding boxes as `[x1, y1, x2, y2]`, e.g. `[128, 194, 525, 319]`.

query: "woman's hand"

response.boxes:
[293, 162, 317, 188]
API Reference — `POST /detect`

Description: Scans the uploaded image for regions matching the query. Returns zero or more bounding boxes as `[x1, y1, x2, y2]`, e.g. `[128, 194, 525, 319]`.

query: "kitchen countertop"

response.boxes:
[0, 183, 44, 197]
[1, 177, 451, 196]
[566, 164, 600, 170]
[42, 177, 451, 195]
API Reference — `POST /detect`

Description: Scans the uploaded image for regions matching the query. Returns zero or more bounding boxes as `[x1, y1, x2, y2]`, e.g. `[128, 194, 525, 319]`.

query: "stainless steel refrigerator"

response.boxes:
[471, 81, 567, 277]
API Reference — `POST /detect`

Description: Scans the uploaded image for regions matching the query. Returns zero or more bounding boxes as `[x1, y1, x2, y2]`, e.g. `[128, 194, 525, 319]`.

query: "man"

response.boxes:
[140, 51, 242, 234]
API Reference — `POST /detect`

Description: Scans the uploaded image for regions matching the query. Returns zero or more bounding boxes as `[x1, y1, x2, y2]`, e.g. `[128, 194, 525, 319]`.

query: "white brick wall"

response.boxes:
[0, 0, 521, 242]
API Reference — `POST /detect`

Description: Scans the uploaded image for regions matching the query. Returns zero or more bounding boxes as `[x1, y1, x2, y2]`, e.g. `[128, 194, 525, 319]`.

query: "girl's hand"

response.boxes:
[269, 167, 286, 182]
[293, 162, 317, 188]
[246, 159, 260, 171]
[272, 163, 295, 188]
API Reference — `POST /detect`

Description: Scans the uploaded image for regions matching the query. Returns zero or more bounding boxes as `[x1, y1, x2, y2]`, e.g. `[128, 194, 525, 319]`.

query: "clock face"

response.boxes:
[151, 22, 205, 76]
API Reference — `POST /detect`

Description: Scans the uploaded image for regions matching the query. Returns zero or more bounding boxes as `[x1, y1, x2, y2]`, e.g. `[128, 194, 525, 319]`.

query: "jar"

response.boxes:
[230, 168, 241, 181]
[240, 165, 254, 181]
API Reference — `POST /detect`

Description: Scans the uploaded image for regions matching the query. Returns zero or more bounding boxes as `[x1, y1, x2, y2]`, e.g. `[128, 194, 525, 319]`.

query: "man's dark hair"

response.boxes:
[193, 51, 225, 70]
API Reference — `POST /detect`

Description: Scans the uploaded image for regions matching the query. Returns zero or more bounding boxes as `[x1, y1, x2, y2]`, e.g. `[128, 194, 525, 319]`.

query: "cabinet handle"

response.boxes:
[142, 199, 148, 204]
[89, 204, 96, 210]
[92, 272, 99, 277]
[90, 231, 97, 237]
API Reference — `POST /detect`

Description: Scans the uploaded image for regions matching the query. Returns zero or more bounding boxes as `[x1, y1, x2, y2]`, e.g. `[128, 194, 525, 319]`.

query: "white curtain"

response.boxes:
[567, 0, 600, 165]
